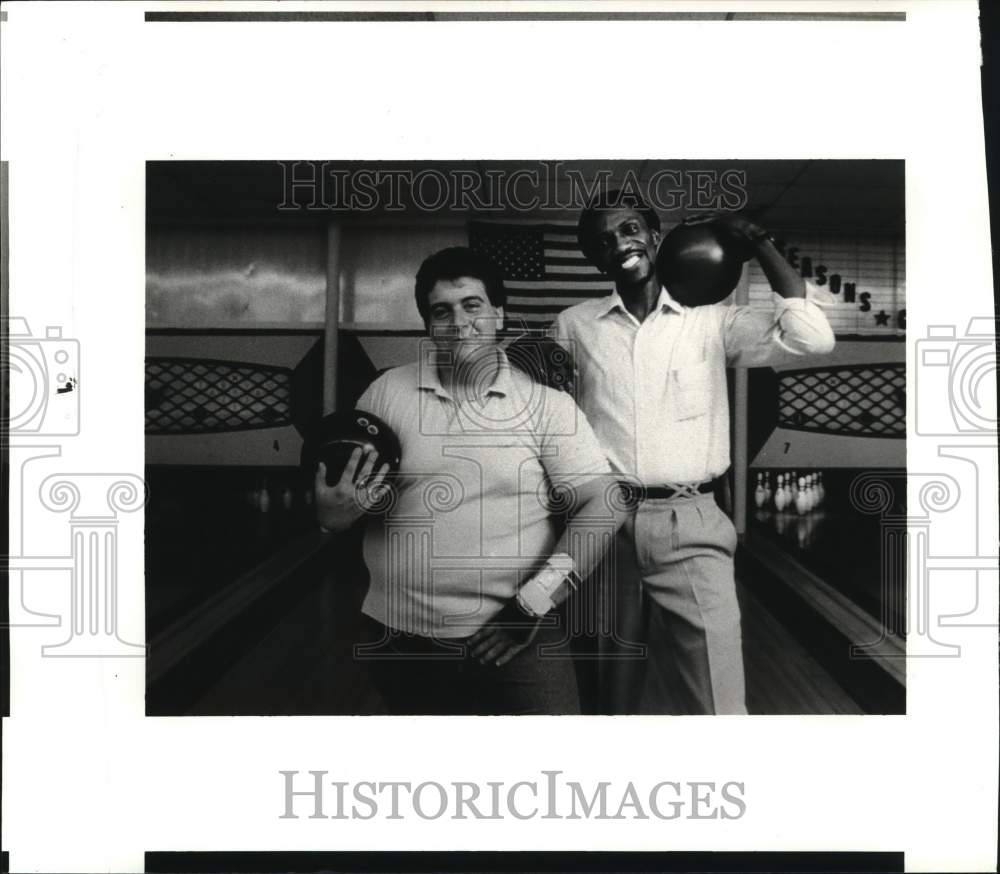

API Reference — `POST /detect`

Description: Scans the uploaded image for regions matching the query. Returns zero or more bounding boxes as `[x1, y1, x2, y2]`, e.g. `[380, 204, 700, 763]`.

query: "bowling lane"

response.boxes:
[145, 466, 317, 638]
[738, 580, 862, 715]
[152, 550, 863, 716]
[746, 467, 905, 631]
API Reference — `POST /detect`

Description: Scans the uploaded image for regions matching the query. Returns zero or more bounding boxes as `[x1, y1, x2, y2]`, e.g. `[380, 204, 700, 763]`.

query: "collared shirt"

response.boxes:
[553, 284, 835, 485]
[356, 349, 610, 638]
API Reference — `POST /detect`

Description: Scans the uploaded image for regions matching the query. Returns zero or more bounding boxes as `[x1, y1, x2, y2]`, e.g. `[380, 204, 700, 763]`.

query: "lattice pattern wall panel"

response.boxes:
[146, 358, 293, 434]
[777, 364, 905, 438]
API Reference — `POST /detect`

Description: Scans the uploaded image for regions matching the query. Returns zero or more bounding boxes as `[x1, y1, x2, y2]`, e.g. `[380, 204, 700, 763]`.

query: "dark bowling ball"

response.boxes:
[301, 409, 402, 487]
[656, 220, 753, 307]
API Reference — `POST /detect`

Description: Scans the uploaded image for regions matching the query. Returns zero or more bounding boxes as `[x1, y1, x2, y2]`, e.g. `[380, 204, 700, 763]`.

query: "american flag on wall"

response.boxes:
[469, 222, 613, 327]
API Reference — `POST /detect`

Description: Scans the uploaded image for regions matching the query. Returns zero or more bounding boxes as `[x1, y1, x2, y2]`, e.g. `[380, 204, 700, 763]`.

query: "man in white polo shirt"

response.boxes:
[315, 246, 621, 715]
[555, 191, 835, 715]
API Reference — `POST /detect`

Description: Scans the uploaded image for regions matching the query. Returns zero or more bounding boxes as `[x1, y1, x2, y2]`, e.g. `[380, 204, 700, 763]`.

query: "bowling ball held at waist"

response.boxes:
[301, 410, 402, 487]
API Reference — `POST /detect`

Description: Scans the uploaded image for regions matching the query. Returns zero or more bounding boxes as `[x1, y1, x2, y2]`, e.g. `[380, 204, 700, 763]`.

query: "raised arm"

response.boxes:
[710, 214, 836, 367]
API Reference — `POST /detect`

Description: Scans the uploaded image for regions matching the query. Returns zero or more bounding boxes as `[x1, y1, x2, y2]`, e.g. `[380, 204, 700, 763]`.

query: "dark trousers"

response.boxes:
[356, 614, 580, 715]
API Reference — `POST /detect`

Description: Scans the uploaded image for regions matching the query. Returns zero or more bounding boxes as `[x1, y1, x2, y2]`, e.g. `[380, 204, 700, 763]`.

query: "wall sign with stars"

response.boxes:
[748, 231, 906, 335]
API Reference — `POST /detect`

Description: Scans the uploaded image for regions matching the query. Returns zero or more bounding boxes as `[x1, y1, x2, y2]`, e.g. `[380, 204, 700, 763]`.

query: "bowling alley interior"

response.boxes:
[144, 160, 906, 716]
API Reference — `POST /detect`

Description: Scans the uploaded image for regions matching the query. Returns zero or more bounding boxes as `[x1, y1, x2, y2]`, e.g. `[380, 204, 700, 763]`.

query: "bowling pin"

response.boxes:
[817, 472, 825, 506]
[795, 477, 808, 515]
[790, 471, 798, 502]
[754, 473, 766, 508]
[763, 473, 772, 504]
[282, 485, 293, 510]
[258, 485, 271, 513]
[774, 474, 787, 512]
[304, 488, 314, 506]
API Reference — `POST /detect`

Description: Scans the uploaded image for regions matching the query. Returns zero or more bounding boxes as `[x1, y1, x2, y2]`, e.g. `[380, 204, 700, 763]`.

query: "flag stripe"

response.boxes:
[504, 304, 576, 314]
[542, 241, 583, 252]
[470, 220, 609, 325]
[506, 291, 611, 302]
[534, 273, 613, 283]
[544, 256, 605, 270]
[507, 280, 611, 292]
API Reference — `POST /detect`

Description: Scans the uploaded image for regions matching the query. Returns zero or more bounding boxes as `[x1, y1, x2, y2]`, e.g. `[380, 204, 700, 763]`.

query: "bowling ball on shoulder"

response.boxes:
[301, 409, 402, 487]
[655, 219, 755, 308]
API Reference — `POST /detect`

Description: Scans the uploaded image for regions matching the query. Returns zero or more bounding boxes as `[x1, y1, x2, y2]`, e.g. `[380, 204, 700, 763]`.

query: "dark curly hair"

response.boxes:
[414, 246, 507, 324]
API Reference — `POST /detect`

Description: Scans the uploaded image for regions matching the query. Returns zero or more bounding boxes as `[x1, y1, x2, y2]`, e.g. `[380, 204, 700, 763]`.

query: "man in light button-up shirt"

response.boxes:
[555, 193, 835, 714]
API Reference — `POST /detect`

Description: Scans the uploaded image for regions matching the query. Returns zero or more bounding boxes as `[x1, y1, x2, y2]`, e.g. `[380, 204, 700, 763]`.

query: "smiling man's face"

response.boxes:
[586, 208, 660, 286]
[426, 276, 502, 368]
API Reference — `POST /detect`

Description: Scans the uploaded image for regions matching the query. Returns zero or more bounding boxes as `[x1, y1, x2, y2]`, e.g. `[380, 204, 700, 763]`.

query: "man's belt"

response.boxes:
[618, 479, 717, 505]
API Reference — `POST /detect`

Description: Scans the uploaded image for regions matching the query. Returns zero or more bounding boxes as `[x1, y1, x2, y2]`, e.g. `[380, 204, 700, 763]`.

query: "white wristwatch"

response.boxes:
[516, 553, 578, 618]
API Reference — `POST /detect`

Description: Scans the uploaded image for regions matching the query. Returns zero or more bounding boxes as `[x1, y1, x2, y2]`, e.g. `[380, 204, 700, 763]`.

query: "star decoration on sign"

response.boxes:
[874, 310, 891, 326]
